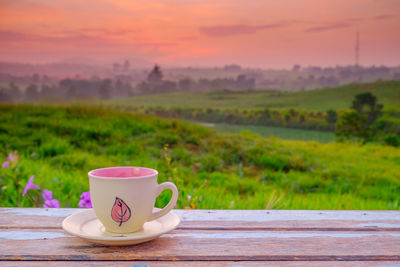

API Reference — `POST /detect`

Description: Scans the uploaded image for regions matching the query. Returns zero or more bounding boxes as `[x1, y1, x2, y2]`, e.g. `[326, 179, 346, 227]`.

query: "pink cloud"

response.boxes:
[179, 36, 198, 41]
[63, 28, 137, 36]
[0, 29, 176, 65]
[305, 22, 354, 33]
[0, 30, 112, 47]
[373, 14, 395, 20]
[0, 30, 31, 41]
[199, 23, 288, 37]
[0, 30, 175, 49]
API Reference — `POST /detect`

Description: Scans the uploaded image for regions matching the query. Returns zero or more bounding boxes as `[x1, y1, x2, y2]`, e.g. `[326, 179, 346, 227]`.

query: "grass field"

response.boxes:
[1, 105, 399, 210]
[203, 123, 336, 143]
[110, 80, 400, 111]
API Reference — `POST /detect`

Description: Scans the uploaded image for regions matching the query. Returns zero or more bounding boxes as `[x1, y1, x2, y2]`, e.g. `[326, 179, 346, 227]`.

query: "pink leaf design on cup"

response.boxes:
[111, 197, 131, 226]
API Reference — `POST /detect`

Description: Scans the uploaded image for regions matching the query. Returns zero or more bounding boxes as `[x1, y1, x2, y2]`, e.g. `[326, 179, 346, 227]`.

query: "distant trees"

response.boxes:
[98, 79, 112, 99]
[0, 88, 12, 102]
[41, 84, 57, 100]
[1, 78, 135, 103]
[236, 74, 255, 89]
[138, 65, 255, 94]
[138, 65, 166, 93]
[123, 60, 130, 72]
[142, 105, 333, 131]
[292, 64, 301, 72]
[147, 65, 163, 83]
[178, 78, 196, 91]
[1, 62, 399, 94]
[0, 82, 21, 102]
[66, 85, 77, 99]
[317, 76, 339, 88]
[32, 73, 40, 83]
[335, 92, 385, 143]
[335, 111, 369, 141]
[9, 82, 21, 100]
[383, 134, 400, 147]
[57, 78, 131, 99]
[223, 64, 242, 71]
[25, 84, 39, 100]
[326, 109, 338, 124]
[351, 92, 383, 125]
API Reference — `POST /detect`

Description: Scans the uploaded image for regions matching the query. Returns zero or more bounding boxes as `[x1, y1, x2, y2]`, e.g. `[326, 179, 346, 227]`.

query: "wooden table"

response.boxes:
[0, 208, 400, 266]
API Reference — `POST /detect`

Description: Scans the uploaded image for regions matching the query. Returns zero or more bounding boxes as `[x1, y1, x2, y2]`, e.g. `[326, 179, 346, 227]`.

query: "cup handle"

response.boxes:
[149, 182, 178, 221]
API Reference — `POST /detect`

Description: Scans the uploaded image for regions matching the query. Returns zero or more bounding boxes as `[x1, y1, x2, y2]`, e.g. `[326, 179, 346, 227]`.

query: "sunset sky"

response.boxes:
[1, 0, 399, 68]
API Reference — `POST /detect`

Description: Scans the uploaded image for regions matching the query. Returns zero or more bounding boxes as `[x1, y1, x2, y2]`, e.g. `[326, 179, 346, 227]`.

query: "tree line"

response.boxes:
[137, 65, 255, 93]
[0, 65, 256, 102]
[119, 92, 400, 147]
[0, 79, 133, 102]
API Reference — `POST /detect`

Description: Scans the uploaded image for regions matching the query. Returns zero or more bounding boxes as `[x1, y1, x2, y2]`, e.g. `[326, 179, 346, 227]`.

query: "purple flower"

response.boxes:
[42, 189, 53, 200]
[42, 189, 60, 208]
[7, 151, 18, 161]
[43, 199, 60, 208]
[6, 152, 18, 167]
[22, 176, 40, 196]
[1, 161, 9, 168]
[79, 192, 92, 208]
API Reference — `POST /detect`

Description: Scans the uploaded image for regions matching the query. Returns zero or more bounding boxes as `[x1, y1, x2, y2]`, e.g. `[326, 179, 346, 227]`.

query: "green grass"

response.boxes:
[1, 104, 400, 210]
[203, 123, 336, 143]
[110, 80, 400, 111]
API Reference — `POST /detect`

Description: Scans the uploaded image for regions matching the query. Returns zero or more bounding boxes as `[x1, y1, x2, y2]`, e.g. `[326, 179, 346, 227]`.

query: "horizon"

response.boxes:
[1, 0, 399, 68]
[1, 60, 400, 71]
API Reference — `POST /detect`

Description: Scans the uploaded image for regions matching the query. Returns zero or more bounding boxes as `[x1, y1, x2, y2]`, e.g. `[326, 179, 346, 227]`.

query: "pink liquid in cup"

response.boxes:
[89, 167, 157, 178]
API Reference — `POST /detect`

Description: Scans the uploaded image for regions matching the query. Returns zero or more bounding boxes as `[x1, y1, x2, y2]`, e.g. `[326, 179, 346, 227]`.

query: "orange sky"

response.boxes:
[0, 0, 399, 68]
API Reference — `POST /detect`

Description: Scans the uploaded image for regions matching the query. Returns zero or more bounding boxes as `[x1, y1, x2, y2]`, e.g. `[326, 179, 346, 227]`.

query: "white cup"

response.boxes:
[88, 166, 178, 234]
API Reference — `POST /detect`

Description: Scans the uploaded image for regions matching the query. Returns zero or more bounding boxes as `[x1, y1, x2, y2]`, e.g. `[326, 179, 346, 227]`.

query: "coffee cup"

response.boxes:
[88, 166, 178, 234]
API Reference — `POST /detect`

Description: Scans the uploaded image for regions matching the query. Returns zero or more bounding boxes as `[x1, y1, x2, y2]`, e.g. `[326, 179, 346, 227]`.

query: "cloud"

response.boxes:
[0, 30, 175, 50]
[199, 23, 287, 37]
[49, 28, 138, 37]
[0, 30, 31, 41]
[0, 30, 109, 46]
[373, 14, 395, 20]
[305, 13, 396, 33]
[305, 22, 354, 33]
[179, 36, 197, 41]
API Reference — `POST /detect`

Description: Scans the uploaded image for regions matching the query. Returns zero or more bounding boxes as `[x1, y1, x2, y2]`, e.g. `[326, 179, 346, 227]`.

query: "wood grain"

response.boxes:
[0, 229, 400, 261]
[1, 208, 400, 231]
[1, 208, 400, 263]
[1, 261, 400, 267]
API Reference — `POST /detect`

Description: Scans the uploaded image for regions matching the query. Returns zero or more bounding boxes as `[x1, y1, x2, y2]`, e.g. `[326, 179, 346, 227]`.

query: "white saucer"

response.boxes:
[62, 209, 180, 246]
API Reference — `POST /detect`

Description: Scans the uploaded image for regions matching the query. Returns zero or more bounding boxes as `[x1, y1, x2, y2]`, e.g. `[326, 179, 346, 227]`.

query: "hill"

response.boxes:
[1, 105, 399, 210]
[110, 80, 400, 111]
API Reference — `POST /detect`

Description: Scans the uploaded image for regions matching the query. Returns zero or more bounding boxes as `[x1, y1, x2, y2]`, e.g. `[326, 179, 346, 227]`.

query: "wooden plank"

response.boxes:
[0, 229, 400, 261]
[1, 208, 400, 231]
[2, 261, 400, 266]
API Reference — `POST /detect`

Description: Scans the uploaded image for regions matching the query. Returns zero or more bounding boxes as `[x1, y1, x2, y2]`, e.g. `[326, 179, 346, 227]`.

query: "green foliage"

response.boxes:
[336, 92, 386, 143]
[384, 134, 400, 147]
[137, 106, 334, 132]
[37, 137, 70, 158]
[335, 111, 368, 141]
[256, 155, 290, 172]
[326, 109, 337, 124]
[351, 92, 383, 125]
[1, 104, 400, 210]
[200, 154, 222, 172]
